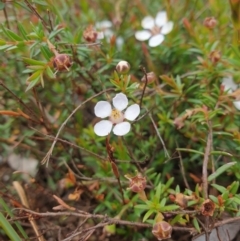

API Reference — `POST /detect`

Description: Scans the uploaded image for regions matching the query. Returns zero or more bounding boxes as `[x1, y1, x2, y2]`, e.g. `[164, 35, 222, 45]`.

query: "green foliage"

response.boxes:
[1, 0, 240, 240]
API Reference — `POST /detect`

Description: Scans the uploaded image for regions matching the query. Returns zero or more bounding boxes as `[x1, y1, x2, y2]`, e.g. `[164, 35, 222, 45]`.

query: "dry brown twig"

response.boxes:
[202, 121, 213, 200]
[41, 88, 114, 166]
[13, 181, 45, 241]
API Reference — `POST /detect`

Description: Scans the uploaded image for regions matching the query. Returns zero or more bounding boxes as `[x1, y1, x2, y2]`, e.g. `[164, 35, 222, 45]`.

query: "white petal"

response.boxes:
[141, 16, 155, 29]
[112, 93, 128, 111]
[124, 104, 140, 121]
[135, 30, 151, 41]
[104, 29, 114, 39]
[149, 34, 164, 47]
[113, 122, 131, 136]
[116, 36, 124, 50]
[94, 101, 112, 118]
[96, 20, 112, 29]
[97, 32, 104, 39]
[94, 120, 113, 136]
[222, 76, 237, 92]
[155, 11, 168, 27]
[161, 21, 174, 35]
[233, 101, 240, 110]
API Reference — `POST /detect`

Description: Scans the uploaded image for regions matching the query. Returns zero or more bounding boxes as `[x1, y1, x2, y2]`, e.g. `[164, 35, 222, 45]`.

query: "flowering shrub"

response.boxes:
[1, 1, 240, 241]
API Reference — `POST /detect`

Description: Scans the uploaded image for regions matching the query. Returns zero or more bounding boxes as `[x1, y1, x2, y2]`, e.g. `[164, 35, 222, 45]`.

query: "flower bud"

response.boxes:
[125, 173, 146, 193]
[83, 25, 98, 43]
[116, 60, 130, 74]
[152, 221, 172, 240]
[201, 199, 215, 216]
[53, 54, 72, 71]
[203, 17, 217, 29]
[141, 72, 156, 84]
[209, 50, 221, 64]
[75, 83, 88, 95]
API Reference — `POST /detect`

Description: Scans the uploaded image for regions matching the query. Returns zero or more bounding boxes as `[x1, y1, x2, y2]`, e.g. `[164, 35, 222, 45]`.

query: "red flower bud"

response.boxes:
[141, 72, 156, 84]
[53, 54, 72, 72]
[201, 199, 215, 216]
[203, 17, 217, 29]
[116, 61, 130, 74]
[152, 221, 172, 240]
[83, 25, 98, 43]
[125, 173, 146, 193]
[209, 50, 221, 64]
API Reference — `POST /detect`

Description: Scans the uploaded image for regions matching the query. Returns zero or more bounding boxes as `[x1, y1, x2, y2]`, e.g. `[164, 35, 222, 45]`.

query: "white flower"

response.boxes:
[135, 11, 173, 47]
[94, 93, 140, 136]
[96, 20, 113, 40]
[96, 20, 124, 50]
[222, 76, 240, 110]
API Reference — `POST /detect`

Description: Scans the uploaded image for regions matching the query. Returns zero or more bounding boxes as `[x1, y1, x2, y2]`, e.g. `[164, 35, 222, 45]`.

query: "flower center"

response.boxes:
[109, 109, 124, 124]
[151, 26, 161, 36]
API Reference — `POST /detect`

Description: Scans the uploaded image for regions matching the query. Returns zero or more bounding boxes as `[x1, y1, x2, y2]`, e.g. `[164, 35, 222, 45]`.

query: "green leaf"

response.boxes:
[27, 65, 45, 70]
[49, 27, 64, 39]
[18, 23, 29, 40]
[134, 204, 149, 210]
[155, 183, 162, 203]
[232, 197, 240, 205]
[195, 184, 200, 197]
[210, 151, 232, 157]
[46, 66, 55, 78]
[211, 184, 227, 193]
[193, 217, 201, 233]
[0, 44, 13, 51]
[23, 57, 46, 66]
[143, 209, 155, 222]
[176, 148, 204, 155]
[0, 213, 22, 241]
[40, 73, 44, 87]
[187, 200, 198, 207]
[40, 45, 53, 60]
[165, 177, 174, 190]
[171, 214, 187, 225]
[222, 190, 230, 200]
[27, 70, 42, 82]
[228, 181, 239, 195]
[209, 195, 218, 204]
[1, 26, 23, 41]
[161, 204, 179, 211]
[175, 185, 180, 193]
[5, 46, 17, 51]
[0, 198, 28, 239]
[208, 162, 236, 182]
[25, 75, 41, 92]
[160, 198, 167, 207]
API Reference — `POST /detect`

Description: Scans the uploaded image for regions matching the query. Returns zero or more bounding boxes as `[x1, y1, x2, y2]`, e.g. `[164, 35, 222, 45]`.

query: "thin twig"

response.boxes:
[176, 143, 190, 190]
[47, 9, 53, 32]
[202, 121, 213, 199]
[32, 87, 50, 130]
[147, 109, 170, 158]
[3, 4, 10, 29]
[0, 81, 40, 123]
[24, 0, 50, 31]
[139, 66, 148, 109]
[41, 88, 114, 166]
[197, 217, 210, 241]
[31, 128, 107, 161]
[15, 208, 196, 232]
